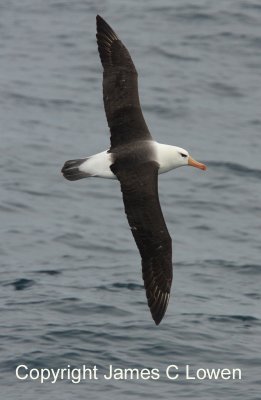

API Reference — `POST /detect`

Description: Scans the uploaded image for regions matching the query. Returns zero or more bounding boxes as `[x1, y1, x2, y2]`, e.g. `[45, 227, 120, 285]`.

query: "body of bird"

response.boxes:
[63, 142, 206, 180]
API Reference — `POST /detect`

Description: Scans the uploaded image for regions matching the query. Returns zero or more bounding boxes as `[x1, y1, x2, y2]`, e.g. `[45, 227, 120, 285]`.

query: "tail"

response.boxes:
[61, 158, 92, 181]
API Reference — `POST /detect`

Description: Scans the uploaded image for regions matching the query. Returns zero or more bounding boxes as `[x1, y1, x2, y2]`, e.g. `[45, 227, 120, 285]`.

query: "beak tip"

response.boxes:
[188, 156, 207, 171]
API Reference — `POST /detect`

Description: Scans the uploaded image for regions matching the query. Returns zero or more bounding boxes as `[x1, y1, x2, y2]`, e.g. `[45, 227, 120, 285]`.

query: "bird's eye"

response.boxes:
[180, 153, 187, 158]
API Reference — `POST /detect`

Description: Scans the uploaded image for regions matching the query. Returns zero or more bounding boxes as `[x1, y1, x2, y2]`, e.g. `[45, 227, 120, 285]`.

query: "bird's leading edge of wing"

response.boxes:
[96, 15, 152, 148]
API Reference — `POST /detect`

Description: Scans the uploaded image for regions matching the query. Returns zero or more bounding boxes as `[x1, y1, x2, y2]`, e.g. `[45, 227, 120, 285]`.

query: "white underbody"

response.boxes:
[79, 142, 188, 179]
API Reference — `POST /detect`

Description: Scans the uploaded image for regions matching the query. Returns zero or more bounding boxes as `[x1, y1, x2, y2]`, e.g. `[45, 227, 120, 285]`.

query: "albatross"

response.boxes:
[62, 15, 207, 325]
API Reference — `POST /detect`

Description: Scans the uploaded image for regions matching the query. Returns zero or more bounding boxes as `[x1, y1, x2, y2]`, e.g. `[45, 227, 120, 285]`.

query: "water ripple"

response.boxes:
[4, 279, 35, 291]
[207, 161, 261, 178]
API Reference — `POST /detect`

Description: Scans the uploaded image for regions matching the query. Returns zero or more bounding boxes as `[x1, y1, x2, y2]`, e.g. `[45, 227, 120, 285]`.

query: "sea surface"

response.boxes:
[1, 0, 261, 399]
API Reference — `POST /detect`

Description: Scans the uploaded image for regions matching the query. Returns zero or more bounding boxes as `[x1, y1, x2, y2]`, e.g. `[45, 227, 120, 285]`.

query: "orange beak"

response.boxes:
[188, 156, 207, 171]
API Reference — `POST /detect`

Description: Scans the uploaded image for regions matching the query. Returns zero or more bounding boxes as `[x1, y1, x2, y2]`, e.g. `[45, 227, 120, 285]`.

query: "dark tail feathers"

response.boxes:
[61, 158, 91, 181]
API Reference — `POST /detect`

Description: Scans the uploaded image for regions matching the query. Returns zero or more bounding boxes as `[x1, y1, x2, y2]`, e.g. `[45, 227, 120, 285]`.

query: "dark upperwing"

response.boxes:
[96, 15, 152, 149]
[111, 160, 173, 325]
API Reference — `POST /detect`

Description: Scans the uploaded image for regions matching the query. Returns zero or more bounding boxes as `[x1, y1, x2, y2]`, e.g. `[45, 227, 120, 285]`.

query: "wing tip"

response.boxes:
[154, 317, 162, 326]
[96, 15, 119, 67]
[143, 262, 172, 325]
[152, 310, 166, 326]
[148, 291, 170, 326]
[96, 14, 118, 39]
[96, 14, 105, 25]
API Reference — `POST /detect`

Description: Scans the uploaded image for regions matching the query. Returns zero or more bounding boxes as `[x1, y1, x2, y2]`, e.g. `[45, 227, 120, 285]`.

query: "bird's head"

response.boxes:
[174, 146, 207, 170]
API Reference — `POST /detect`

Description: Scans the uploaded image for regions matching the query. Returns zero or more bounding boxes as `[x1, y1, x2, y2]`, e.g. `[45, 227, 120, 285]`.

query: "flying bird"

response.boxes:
[62, 15, 207, 325]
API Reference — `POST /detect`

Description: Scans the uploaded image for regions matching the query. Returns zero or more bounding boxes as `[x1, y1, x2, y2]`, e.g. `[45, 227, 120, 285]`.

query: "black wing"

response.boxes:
[111, 160, 172, 325]
[96, 15, 152, 149]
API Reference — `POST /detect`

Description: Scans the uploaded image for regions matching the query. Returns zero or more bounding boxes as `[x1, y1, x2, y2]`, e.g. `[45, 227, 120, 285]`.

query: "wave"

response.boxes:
[209, 82, 245, 98]
[96, 282, 143, 292]
[207, 161, 261, 178]
[4, 91, 89, 112]
[208, 314, 259, 323]
[153, 47, 200, 62]
[202, 259, 261, 275]
[4, 278, 35, 291]
[36, 270, 61, 276]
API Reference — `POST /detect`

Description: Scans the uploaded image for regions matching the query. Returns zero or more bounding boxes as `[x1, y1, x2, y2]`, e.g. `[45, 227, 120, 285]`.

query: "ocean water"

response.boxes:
[1, 0, 261, 399]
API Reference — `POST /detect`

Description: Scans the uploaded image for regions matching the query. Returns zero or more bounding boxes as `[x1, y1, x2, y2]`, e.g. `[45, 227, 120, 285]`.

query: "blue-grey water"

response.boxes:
[1, 0, 261, 399]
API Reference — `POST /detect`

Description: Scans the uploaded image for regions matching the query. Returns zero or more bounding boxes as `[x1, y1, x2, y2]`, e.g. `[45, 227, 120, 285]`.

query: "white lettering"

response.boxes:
[186, 365, 242, 380]
[104, 365, 113, 380]
[197, 368, 206, 380]
[40, 368, 50, 383]
[71, 368, 81, 384]
[104, 365, 160, 380]
[151, 368, 160, 380]
[186, 365, 195, 380]
[83, 365, 99, 380]
[232, 368, 241, 380]
[16, 365, 28, 380]
[220, 369, 231, 380]
[30, 368, 40, 380]
[52, 368, 62, 383]
[166, 365, 179, 380]
[15, 363, 242, 383]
